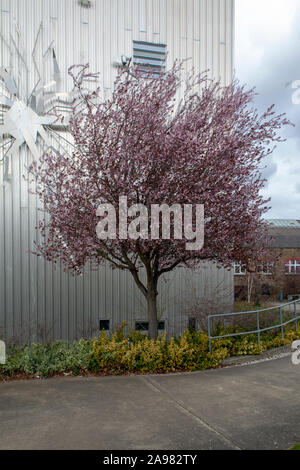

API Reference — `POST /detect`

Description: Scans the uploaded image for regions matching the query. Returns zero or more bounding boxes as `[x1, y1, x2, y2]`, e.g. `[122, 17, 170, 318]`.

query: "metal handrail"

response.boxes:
[207, 299, 300, 354]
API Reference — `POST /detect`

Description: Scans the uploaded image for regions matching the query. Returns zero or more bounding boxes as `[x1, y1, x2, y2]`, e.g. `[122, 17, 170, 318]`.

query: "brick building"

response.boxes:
[234, 220, 300, 301]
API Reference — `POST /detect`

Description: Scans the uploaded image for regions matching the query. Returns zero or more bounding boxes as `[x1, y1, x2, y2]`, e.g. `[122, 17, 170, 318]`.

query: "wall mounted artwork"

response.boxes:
[0, 22, 77, 179]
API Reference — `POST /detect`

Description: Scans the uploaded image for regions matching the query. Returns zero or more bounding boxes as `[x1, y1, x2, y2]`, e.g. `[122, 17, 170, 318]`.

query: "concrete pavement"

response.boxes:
[0, 354, 299, 450]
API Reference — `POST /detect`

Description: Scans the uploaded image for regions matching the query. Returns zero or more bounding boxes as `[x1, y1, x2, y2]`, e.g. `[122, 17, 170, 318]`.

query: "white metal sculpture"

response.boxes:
[0, 23, 75, 176]
[0, 21, 99, 182]
[0, 94, 56, 160]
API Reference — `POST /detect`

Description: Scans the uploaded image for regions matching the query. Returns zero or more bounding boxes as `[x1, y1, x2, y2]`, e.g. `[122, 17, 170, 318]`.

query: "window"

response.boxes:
[99, 319, 110, 331]
[188, 317, 196, 331]
[133, 40, 166, 77]
[234, 262, 246, 275]
[257, 262, 274, 275]
[285, 259, 300, 274]
[261, 284, 271, 296]
[135, 321, 165, 331]
[135, 321, 148, 331]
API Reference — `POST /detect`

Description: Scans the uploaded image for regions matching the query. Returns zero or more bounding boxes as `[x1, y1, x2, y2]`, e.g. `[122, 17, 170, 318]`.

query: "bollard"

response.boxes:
[0, 340, 5, 364]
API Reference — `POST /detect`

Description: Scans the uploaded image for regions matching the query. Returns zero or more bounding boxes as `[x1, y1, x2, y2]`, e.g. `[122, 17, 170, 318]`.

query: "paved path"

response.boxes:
[0, 354, 300, 450]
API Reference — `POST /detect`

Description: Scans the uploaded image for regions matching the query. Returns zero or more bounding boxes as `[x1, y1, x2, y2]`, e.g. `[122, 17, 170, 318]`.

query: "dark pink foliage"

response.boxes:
[30, 62, 290, 312]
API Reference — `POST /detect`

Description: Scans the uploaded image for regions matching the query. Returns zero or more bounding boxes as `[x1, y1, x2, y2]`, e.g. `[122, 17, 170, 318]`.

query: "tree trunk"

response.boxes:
[147, 278, 158, 340]
[247, 273, 254, 304]
[129, 266, 159, 340]
[147, 290, 158, 340]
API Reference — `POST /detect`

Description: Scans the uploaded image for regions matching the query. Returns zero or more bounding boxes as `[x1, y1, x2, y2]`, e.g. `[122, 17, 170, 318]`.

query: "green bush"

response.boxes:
[0, 339, 92, 378]
[1, 324, 300, 379]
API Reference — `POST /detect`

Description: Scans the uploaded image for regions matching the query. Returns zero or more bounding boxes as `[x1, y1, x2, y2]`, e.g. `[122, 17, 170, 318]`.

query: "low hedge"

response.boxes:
[0, 339, 92, 379]
[90, 329, 228, 373]
[1, 323, 300, 379]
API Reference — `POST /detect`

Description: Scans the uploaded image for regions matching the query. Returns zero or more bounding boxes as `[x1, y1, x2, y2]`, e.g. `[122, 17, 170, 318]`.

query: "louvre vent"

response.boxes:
[133, 40, 166, 77]
[79, 0, 91, 8]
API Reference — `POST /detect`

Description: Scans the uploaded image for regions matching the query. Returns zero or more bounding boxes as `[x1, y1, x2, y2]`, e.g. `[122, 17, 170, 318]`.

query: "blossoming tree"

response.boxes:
[31, 63, 290, 339]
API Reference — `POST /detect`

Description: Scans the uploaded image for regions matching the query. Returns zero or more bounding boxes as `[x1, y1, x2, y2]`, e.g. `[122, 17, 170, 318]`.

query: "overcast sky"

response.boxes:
[235, 0, 300, 219]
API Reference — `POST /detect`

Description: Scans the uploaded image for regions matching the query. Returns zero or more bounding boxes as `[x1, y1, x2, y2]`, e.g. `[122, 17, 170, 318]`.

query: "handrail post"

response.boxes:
[280, 307, 284, 340]
[208, 316, 212, 354]
[256, 310, 260, 346]
[295, 301, 298, 332]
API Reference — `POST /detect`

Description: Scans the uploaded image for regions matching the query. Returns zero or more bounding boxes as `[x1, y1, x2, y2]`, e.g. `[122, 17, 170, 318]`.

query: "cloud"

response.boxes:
[235, 0, 300, 218]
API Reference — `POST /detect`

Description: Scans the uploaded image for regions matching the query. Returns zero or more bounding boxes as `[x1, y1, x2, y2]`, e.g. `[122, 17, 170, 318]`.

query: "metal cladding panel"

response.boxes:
[0, 0, 234, 343]
[266, 220, 300, 229]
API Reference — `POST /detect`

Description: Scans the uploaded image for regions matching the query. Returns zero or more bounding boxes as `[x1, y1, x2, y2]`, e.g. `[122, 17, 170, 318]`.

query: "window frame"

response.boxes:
[233, 262, 246, 275]
[256, 261, 274, 275]
[285, 259, 300, 275]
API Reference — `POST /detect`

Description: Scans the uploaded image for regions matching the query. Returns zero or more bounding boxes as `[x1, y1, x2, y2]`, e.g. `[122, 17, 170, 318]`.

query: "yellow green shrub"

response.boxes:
[91, 329, 231, 373]
[2, 324, 300, 379]
[89, 325, 300, 374]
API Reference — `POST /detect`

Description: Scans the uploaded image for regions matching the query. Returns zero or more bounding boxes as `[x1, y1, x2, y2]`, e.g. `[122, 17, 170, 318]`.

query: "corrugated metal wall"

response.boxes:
[0, 0, 234, 343]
